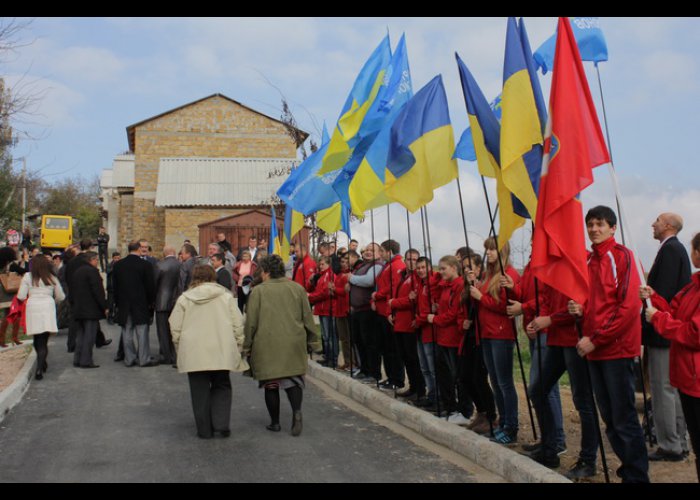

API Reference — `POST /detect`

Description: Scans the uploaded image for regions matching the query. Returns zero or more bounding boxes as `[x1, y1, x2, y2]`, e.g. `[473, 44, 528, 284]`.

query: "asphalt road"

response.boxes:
[0, 321, 500, 483]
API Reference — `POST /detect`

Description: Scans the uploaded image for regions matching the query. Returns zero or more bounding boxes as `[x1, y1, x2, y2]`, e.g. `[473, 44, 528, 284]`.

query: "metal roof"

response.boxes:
[155, 157, 297, 208]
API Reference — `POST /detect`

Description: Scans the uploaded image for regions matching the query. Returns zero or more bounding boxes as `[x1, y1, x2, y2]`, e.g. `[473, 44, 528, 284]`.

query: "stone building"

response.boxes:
[100, 93, 307, 256]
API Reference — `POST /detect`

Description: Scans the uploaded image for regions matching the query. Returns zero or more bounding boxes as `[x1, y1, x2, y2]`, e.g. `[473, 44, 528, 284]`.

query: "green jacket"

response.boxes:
[243, 278, 320, 381]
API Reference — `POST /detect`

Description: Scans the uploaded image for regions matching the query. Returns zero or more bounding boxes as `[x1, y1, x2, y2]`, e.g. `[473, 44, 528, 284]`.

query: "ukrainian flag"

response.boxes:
[456, 53, 524, 248]
[348, 34, 413, 217]
[319, 35, 392, 176]
[500, 17, 544, 222]
[269, 206, 282, 256]
[316, 202, 351, 237]
[280, 204, 305, 260]
[384, 75, 458, 213]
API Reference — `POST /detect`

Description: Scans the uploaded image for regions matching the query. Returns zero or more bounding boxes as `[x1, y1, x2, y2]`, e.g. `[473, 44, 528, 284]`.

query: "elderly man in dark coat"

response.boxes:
[71, 252, 107, 369]
[113, 240, 157, 367]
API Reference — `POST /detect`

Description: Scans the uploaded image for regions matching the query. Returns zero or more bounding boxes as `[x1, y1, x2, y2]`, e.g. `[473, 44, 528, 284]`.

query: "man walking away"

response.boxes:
[155, 246, 181, 366]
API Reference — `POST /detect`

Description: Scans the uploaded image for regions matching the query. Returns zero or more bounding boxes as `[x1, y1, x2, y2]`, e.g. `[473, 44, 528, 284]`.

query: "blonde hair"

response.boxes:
[483, 236, 511, 302]
[438, 255, 462, 278]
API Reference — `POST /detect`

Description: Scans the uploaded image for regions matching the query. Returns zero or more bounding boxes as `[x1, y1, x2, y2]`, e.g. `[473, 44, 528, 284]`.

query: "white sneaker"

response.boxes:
[446, 412, 471, 425]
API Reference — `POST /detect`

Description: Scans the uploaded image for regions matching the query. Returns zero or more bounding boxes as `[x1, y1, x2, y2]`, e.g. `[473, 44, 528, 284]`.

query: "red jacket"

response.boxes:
[511, 262, 539, 330]
[332, 270, 350, 318]
[538, 283, 578, 347]
[416, 271, 441, 344]
[293, 254, 317, 292]
[390, 270, 419, 333]
[231, 260, 257, 286]
[582, 237, 642, 361]
[373, 255, 406, 317]
[477, 266, 520, 341]
[308, 268, 333, 316]
[432, 278, 465, 347]
[651, 272, 700, 398]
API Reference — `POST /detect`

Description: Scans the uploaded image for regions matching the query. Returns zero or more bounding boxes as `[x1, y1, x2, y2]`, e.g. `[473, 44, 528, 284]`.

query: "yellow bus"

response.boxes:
[40, 215, 73, 251]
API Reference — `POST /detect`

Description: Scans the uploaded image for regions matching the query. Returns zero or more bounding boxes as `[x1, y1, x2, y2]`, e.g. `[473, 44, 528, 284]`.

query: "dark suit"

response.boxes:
[643, 235, 691, 455]
[64, 253, 109, 350]
[236, 246, 259, 263]
[71, 263, 107, 367]
[215, 266, 233, 290]
[113, 254, 156, 366]
[155, 256, 181, 364]
[178, 257, 196, 296]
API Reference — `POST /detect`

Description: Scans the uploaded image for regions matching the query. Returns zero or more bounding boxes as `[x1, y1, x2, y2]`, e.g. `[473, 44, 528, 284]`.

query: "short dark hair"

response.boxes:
[112, 251, 121, 258]
[181, 243, 197, 258]
[80, 239, 93, 251]
[381, 239, 400, 255]
[83, 251, 98, 262]
[318, 242, 330, 251]
[127, 240, 141, 252]
[416, 256, 432, 268]
[585, 205, 617, 227]
[350, 239, 358, 244]
[347, 249, 360, 260]
[211, 252, 225, 263]
[258, 254, 286, 279]
[405, 248, 420, 259]
[692, 232, 700, 253]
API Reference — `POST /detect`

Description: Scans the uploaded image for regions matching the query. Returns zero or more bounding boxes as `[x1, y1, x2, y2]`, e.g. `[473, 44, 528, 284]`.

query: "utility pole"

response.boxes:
[21, 157, 26, 231]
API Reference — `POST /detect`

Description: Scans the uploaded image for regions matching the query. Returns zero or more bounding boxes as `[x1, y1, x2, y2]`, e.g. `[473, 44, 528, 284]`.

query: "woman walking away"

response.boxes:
[169, 265, 247, 439]
[642, 232, 700, 481]
[243, 255, 320, 436]
[17, 255, 65, 380]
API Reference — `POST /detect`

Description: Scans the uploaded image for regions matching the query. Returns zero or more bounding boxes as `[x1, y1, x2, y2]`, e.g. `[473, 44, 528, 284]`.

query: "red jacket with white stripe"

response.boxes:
[390, 270, 419, 333]
[582, 237, 642, 361]
[416, 272, 441, 344]
[477, 266, 521, 341]
[538, 283, 578, 347]
[651, 272, 700, 398]
[308, 268, 333, 317]
[293, 254, 317, 292]
[511, 262, 538, 330]
[432, 278, 465, 348]
[373, 255, 406, 318]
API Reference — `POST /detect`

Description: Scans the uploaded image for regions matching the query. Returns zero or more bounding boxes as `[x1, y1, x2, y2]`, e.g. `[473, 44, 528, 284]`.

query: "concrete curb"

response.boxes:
[0, 347, 36, 425]
[308, 361, 571, 483]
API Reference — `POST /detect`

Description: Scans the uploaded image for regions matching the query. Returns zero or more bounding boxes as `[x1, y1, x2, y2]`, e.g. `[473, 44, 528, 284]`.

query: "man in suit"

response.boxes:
[71, 252, 107, 369]
[139, 239, 159, 267]
[113, 240, 157, 367]
[211, 253, 233, 290]
[155, 246, 181, 365]
[178, 243, 198, 295]
[643, 212, 692, 461]
[216, 232, 232, 254]
[237, 236, 259, 263]
[96, 227, 110, 273]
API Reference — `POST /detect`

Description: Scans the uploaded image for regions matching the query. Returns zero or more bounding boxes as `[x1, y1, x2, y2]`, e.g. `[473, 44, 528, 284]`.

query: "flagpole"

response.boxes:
[370, 209, 381, 389]
[386, 204, 399, 398]
[478, 174, 537, 441]
[420, 205, 441, 418]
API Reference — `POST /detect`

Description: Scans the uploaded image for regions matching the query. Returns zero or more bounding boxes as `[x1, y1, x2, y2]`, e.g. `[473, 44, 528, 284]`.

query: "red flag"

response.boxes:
[531, 17, 610, 305]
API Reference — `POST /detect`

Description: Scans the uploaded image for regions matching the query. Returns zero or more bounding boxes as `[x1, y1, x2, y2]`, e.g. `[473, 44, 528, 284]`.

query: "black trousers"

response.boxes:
[460, 333, 496, 420]
[155, 311, 176, 364]
[395, 331, 425, 395]
[187, 371, 232, 438]
[74, 319, 98, 367]
[680, 391, 700, 482]
[377, 315, 405, 386]
[98, 248, 108, 273]
[351, 310, 379, 378]
[435, 345, 473, 417]
[33, 332, 49, 371]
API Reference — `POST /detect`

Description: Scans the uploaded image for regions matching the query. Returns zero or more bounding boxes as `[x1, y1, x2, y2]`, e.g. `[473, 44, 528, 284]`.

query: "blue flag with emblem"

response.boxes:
[533, 17, 608, 74]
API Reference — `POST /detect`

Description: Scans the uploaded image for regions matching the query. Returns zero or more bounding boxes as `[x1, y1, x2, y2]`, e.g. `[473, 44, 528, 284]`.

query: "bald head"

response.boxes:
[163, 246, 176, 257]
[653, 212, 683, 241]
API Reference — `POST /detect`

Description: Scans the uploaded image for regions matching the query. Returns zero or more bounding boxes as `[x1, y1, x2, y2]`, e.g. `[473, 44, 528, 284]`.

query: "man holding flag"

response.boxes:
[531, 17, 648, 483]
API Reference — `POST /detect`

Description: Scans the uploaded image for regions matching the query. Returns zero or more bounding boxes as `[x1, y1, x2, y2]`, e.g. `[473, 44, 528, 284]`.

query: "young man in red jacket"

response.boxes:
[568, 205, 649, 483]
[292, 243, 317, 292]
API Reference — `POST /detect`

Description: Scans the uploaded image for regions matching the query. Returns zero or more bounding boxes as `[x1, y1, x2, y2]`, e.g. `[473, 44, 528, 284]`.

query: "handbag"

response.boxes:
[0, 272, 22, 294]
[6, 295, 26, 328]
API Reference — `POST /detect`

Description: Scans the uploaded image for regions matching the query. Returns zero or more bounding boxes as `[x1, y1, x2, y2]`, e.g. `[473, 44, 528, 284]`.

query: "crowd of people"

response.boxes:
[0, 208, 698, 483]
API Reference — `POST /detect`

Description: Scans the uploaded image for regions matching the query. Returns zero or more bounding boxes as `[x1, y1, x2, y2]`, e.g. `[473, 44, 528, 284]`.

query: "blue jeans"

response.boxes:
[482, 338, 518, 432]
[529, 336, 565, 448]
[319, 316, 339, 367]
[530, 345, 598, 462]
[589, 357, 649, 483]
[416, 340, 437, 402]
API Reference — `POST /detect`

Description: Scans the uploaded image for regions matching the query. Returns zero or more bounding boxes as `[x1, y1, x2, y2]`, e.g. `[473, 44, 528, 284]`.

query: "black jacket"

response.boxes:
[112, 254, 156, 326]
[65, 254, 89, 304]
[215, 266, 233, 290]
[71, 264, 107, 320]
[155, 256, 181, 312]
[642, 236, 692, 347]
[96, 233, 110, 249]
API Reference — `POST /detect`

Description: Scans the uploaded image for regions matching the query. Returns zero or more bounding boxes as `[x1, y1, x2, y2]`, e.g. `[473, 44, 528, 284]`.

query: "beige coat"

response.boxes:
[17, 273, 65, 335]
[169, 282, 247, 374]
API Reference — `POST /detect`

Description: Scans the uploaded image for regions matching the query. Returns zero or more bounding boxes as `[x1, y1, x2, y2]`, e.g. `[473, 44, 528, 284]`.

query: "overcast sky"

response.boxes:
[3, 17, 700, 269]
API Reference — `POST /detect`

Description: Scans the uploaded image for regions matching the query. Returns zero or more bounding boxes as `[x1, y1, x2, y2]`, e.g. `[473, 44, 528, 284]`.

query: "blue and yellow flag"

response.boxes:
[316, 202, 351, 237]
[318, 35, 392, 176]
[454, 94, 501, 162]
[384, 75, 458, 213]
[280, 204, 305, 260]
[269, 206, 282, 256]
[500, 17, 543, 223]
[277, 123, 339, 216]
[455, 53, 524, 248]
[347, 34, 413, 217]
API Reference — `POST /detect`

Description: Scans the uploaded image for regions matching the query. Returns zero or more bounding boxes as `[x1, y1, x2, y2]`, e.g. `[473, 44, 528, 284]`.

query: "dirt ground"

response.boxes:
[0, 346, 30, 391]
[512, 384, 697, 483]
